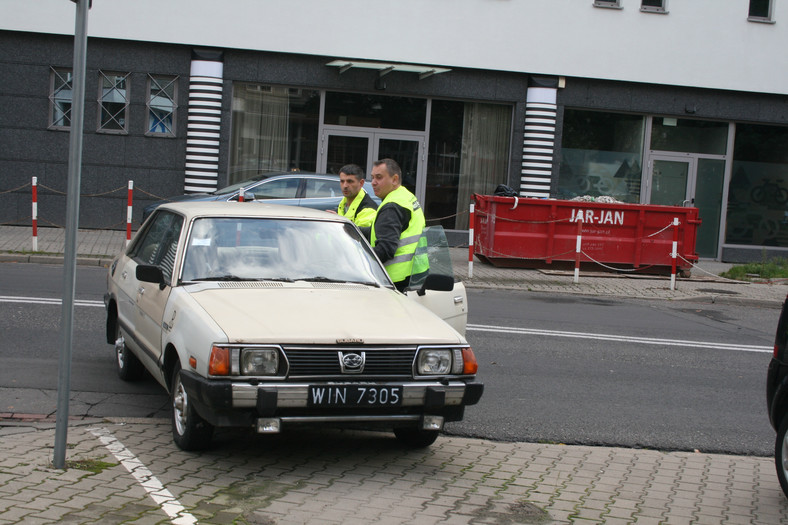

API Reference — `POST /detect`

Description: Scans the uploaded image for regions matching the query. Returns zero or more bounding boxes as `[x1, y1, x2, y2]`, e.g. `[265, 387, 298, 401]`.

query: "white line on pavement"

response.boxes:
[0, 295, 104, 307]
[467, 323, 773, 353]
[89, 427, 198, 525]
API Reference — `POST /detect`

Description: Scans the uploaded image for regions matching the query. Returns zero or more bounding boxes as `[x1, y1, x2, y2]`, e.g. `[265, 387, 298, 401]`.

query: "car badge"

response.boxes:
[337, 338, 364, 344]
[339, 351, 365, 374]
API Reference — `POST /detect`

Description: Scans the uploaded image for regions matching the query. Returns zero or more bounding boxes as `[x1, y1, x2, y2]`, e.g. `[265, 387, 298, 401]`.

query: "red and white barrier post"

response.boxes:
[670, 217, 679, 291]
[574, 217, 583, 284]
[31, 176, 38, 252]
[125, 180, 133, 246]
[468, 202, 475, 279]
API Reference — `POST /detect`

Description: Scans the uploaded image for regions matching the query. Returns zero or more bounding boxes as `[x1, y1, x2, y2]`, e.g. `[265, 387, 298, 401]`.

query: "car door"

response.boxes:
[114, 212, 175, 352]
[403, 226, 468, 335]
[132, 211, 183, 371]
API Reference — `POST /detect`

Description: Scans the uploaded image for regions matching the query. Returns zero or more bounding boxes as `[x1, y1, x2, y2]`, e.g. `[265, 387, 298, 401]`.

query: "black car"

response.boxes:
[141, 172, 363, 222]
[767, 293, 788, 497]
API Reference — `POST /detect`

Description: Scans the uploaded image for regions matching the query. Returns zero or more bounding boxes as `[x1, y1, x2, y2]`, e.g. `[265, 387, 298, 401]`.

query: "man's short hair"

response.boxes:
[373, 158, 402, 179]
[339, 163, 365, 181]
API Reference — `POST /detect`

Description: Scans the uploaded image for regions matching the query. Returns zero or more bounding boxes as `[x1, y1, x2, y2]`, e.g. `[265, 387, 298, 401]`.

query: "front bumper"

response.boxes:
[179, 370, 484, 430]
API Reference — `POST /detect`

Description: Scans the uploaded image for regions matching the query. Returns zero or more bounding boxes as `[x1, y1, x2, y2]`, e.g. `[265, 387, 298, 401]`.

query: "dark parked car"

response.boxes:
[142, 172, 370, 221]
[767, 294, 788, 497]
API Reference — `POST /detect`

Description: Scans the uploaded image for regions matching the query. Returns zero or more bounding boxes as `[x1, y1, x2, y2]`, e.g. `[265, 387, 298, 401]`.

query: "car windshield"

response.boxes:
[180, 217, 391, 286]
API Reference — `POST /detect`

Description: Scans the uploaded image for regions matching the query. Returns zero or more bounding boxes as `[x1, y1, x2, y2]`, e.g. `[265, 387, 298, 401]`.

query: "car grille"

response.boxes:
[282, 345, 417, 378]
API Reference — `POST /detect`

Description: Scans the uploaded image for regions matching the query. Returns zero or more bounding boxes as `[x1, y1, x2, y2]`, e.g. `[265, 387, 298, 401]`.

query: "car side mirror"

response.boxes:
[136, 264, 166, 289]
[417, 273, 455, 296]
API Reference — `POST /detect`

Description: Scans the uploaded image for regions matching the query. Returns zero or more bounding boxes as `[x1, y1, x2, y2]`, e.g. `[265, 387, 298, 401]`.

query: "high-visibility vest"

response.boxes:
[371, 186, 429, 283]
[337, 188, 376, 227]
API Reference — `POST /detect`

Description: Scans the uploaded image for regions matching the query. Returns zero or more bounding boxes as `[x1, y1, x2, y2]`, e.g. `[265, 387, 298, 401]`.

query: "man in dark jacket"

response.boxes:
[367, 158, 428, 291]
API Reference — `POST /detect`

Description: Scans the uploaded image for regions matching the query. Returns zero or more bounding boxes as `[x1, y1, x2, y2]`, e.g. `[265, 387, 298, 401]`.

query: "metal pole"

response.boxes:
[53, 0, 90, 469]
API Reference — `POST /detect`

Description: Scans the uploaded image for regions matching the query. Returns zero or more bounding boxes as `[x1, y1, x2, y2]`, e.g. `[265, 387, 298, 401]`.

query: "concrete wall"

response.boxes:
[0, 32, 191, 229]
[3, 0, 787, 96]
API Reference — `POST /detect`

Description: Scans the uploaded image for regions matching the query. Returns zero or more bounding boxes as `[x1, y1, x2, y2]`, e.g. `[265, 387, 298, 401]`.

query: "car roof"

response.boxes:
[241, 172, 339, 184]
[157, 200, 351, 221]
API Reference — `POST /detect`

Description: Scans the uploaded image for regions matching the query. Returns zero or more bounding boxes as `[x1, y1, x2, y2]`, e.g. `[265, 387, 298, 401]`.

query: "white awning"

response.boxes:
[326, 59, 451, 80]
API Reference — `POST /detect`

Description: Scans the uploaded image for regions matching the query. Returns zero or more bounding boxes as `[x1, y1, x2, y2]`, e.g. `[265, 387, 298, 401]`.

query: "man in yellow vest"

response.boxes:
[369, 158, 429, 292]
[330, 164, 378, 227]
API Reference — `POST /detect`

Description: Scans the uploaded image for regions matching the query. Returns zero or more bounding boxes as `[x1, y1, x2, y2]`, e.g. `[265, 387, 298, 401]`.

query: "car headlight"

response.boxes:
[416, 348, 453, 375]
[241, 348, 279, 375]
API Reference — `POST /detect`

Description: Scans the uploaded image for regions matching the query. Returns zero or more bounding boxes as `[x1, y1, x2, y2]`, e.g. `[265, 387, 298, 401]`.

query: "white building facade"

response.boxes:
[1, 0, 787, 261]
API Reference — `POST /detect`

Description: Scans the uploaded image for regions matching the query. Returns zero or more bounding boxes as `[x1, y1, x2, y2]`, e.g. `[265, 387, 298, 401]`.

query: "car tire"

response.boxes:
[776, 417, 788, 498]
[114, 327, 143, 381]
[171, 362, 214, 451]
[394, 427, 439, 448]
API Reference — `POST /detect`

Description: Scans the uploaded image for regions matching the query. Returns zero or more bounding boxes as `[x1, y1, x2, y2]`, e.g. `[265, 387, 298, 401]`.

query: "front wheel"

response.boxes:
[171, 362, 214, 451]
[114, 325, 143, 381]
[394, 427, 439, 448]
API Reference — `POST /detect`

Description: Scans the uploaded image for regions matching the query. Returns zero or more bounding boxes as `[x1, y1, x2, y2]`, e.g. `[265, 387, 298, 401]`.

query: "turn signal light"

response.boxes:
[461, 347, 478, 375]
[208, 346, 230, 376]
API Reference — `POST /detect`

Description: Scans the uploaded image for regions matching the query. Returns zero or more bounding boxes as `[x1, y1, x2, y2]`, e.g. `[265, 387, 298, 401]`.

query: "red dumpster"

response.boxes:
[472, 195, 700, 274]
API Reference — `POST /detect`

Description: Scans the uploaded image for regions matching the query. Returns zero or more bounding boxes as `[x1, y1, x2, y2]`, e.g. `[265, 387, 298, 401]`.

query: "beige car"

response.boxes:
[105, 201, 482, 450]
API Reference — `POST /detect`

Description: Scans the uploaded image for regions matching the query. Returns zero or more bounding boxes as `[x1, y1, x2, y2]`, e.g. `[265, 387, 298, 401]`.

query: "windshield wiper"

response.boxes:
[188, 274, 247, 282]
[295, 276, 380, 287]
[185, 275, 295, 283]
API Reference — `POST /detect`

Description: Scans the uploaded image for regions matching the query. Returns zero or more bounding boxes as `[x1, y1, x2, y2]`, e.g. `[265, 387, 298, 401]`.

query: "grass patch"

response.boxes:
[720, 257, 788, 281]
[64, 458, 118, 474]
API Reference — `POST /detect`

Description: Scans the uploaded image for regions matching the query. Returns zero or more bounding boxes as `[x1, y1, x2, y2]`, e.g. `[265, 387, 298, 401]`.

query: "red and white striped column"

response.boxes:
[574, 217, 583, 284]
[125, 180, 134, 246]
[32, 176, 38, 251]
[670, 217, 679, 291]
[468, 202, 475, 279]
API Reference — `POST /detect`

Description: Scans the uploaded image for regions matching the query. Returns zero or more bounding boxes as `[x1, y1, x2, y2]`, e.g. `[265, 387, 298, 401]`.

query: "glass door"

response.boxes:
[375, 136, 423, 199]
[646, 154, 725, 258]
[323, 132, 371, 175]
[693, 158, 725, 258]
[646, 156, 693, 206]
[320, 130, 426, 201]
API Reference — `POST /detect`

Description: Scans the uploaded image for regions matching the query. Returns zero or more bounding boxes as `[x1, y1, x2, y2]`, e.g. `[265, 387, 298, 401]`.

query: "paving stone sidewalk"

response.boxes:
[1, 419, 787, 524]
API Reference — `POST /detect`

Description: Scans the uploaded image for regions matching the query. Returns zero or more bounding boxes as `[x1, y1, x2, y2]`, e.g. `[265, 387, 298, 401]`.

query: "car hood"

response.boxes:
[184, 284, 465, 345]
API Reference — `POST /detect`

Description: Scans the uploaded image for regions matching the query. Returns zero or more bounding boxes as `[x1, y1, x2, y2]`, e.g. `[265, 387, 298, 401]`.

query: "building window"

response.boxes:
[557, 110, 646, 203]
[229, 84, 320, 182]
[641, 0, 668, 13]
[147, 74, 178, 136]
[726, 123, 788, 248]
[650, 118, 728, 155]
[98, 71, 129, 133]
[748, 0, 774, 22]
[324, 92, 427, 131]
[49, 67, 72, 129]
[426, 100, 512, 230]
[594, 0, 622, 8]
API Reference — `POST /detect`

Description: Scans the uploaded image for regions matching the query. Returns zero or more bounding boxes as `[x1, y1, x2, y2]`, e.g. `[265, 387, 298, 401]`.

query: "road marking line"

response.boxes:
[89, 427, 198, 525]
[0, 295, 103, 307]
[467, 323, 773, 353]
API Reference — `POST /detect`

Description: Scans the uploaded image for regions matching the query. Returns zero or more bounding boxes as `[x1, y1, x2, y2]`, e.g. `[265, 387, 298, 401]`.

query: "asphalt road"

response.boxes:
[0, 262, 779, 456]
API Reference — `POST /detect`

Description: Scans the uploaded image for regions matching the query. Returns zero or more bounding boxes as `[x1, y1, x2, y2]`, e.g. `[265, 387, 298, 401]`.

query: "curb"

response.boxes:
[0, 252, 114, 267]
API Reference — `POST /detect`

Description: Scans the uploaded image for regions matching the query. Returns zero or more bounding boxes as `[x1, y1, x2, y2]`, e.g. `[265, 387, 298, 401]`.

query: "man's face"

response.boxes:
[339, 172, 364, 199]
[371, 164, 397, 199]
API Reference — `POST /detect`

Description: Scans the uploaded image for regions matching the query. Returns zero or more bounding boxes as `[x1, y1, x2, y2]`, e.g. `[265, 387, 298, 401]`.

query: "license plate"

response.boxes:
[308, 385, 403, 407]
